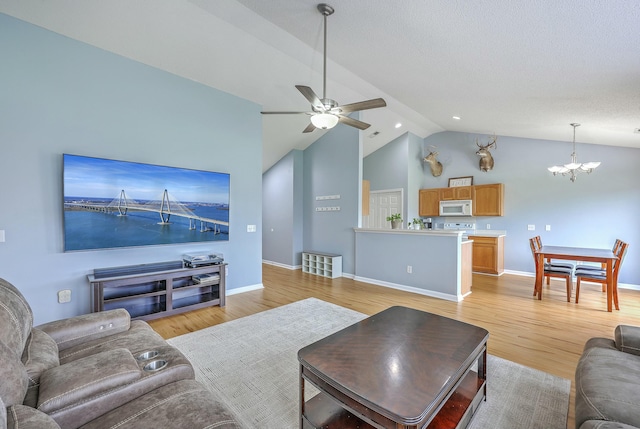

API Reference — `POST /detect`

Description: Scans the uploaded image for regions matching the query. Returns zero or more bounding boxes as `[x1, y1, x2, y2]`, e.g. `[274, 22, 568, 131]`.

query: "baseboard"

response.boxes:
[262, 260, 300, 270]
[353, 276, 462, 302]
[227, 283, 264, 296]
[504, 269, 640, 290]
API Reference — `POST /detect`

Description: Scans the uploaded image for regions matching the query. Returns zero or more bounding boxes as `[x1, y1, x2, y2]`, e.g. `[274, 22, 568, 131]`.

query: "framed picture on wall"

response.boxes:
[448, 176, 473, 187]
[63, 154, 230, 251]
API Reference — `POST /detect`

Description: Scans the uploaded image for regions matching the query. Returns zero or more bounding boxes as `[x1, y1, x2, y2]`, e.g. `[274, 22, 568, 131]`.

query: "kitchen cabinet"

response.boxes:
[418, 183, 504, 217]
[418, 189, 440, 217]
[467, 235, 504, 275]
[440, 186, 472, 201]
[472, 183, 504, 216]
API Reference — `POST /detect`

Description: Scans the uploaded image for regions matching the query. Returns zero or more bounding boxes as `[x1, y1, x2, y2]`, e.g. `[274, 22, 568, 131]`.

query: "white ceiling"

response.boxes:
[2, 0, 640, 171]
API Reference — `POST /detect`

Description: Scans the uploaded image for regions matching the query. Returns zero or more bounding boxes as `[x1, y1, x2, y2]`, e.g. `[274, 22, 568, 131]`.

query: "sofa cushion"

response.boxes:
[21, 328, 59, 407]
[77, 379, 242, 429]
[37, 348, 141, 415]
[576, 346, 640, 428]
[5, 405, 61, 429]
[0, 278, 34, 356]
[0, 341, 29, 407]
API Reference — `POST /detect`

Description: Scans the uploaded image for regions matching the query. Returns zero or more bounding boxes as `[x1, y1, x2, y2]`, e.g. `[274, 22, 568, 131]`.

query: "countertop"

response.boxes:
[354, 228, 506, 237]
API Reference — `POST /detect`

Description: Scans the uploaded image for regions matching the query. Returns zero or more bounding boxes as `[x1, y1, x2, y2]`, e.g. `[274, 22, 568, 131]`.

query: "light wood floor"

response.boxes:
[149, 264, 640, 429]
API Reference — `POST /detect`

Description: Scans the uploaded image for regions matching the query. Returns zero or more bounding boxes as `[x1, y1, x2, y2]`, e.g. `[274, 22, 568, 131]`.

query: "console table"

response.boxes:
[89, 260, 226, 321]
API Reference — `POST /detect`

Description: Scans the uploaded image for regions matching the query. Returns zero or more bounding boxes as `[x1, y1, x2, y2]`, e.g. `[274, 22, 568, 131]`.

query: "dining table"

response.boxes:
[535, 245, 619, 311]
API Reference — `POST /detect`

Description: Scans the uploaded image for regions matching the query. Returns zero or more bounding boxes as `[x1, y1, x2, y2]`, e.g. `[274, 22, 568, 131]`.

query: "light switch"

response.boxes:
[527, 225, 535, 231]
[0, 230, 4, 242]
[546, 225, 551, 231]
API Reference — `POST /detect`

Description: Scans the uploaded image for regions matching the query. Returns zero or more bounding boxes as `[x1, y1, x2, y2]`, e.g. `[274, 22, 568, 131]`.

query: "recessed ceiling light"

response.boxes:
[395, 123, 402, 128]
[452, 116, 461, 120]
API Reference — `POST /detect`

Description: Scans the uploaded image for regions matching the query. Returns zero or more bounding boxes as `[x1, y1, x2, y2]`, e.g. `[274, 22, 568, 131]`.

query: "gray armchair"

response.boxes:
[575, 325, 640, 429]
[0, 278, 242, 429]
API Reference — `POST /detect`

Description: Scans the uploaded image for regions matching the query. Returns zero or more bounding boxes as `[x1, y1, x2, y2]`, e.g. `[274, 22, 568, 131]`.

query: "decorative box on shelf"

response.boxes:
[302, 252, 342, 279]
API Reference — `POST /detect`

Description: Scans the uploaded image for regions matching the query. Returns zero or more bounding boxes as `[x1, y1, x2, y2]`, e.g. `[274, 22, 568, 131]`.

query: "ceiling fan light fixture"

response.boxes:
[310, 113, 339, 129]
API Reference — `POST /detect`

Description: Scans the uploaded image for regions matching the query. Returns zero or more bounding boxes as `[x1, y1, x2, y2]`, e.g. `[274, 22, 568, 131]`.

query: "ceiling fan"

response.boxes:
[261, 3, 387, 133]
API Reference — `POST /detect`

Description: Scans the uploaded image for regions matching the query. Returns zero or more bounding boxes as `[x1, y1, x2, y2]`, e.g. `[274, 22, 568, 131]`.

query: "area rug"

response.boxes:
[168, 298, 570, 429]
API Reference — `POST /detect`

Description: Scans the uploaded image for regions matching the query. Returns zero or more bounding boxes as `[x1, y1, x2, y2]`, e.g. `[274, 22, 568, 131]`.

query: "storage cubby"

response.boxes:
[89, 260, 226, 321]
[302, 252, 342, 279]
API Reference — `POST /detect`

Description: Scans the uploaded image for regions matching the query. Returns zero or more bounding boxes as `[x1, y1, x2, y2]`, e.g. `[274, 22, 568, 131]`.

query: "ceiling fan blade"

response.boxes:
[295, 85, 325, 111]
[338, 115, 371, 130]
[260, 111, 310, 115]
[336, 98, 387, 114]
[302, 122, 316, 133]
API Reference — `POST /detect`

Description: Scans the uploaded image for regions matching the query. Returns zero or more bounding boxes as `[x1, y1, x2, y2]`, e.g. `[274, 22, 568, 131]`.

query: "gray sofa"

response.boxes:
[0, 278, 243, 429]
[575, 325, 640, 429]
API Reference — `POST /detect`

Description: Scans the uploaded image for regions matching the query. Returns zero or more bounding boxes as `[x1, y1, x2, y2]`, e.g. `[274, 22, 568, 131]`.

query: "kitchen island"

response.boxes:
[354, 228, 473, 301]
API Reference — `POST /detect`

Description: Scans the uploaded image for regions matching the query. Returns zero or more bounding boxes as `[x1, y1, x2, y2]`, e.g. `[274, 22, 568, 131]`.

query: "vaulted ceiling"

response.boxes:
[2, 0, 639, 171]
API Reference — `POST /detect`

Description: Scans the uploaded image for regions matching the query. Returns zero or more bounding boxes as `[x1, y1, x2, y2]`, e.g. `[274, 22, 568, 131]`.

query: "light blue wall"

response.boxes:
[368, 130, 639, 285]
[303, 122, 361, 274]
[363, 132, 426, 222]
[0, 14, 263, 324]
[262, 150, 303, 266]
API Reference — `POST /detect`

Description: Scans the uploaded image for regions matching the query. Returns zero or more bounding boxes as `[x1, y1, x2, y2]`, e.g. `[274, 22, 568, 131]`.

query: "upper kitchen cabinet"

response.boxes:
[419, 189, 440, 217]
[472, 183, 504, 216]
[440, 186, 472, 201]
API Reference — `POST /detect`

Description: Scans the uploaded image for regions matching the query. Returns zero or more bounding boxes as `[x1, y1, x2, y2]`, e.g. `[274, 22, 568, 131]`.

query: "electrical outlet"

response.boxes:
[546, 225, 551, 231]
[58, 289, 71, 303]
[407, 265, 412, 274]
[246, 224, 257, 232]
[527, 225, 535, 231]
[486, 224, 491, 230]
[0, 230, 4, 242]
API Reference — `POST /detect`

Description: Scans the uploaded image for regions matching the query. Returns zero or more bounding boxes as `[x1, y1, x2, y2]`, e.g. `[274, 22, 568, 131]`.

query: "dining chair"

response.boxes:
[574, 239, 622, 292]
[529, 237, 573, 302]
[534, 236, 575, 286]
[575, 241, 628, 309]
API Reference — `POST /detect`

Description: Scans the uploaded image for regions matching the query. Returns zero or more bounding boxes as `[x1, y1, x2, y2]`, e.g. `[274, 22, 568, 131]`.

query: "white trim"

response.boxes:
[354, 275, 463, 302]
[503, 269, 640, 290]
[262, 260, 300, 270]
[226, 283, 264, 296]
[341, 272, 355, 280]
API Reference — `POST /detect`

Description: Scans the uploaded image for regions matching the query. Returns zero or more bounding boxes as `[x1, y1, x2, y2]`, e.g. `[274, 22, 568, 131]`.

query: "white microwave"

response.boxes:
[439, 200, 473, 216]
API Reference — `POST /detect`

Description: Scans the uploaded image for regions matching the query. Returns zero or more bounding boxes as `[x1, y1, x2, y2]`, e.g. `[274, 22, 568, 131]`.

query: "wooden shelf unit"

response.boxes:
[302, 252, 342, 279]
[89, 260, 226, 321]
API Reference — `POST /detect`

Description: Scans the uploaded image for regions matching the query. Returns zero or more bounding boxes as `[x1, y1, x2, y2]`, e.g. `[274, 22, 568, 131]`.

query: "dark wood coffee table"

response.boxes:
[298, 306, 489, 429]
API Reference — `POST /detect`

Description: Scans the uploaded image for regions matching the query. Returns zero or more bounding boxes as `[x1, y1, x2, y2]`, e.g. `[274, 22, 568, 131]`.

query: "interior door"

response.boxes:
[362, 189, 403, 229]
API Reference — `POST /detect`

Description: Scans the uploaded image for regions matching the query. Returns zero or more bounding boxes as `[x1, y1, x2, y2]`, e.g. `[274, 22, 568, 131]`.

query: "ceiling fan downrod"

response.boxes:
[317, 3, 334, 102]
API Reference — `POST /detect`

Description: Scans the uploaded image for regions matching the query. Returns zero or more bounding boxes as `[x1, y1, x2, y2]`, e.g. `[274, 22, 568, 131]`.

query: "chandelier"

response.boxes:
[548, 123, 600, 182]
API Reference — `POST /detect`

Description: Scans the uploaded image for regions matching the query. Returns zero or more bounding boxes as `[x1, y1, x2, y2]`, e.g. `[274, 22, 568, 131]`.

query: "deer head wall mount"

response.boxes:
[423, 148, 443, 177]
[476, 135, 497, 172]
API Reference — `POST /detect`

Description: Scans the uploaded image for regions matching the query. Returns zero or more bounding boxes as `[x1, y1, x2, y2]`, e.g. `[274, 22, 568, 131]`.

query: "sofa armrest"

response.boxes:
[6, 405, 61, 429]
[615, 325, 640, 356]
[37, 348, 141, 415]
[36, 309, 131, 351]
[579, 420, 640, 429]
